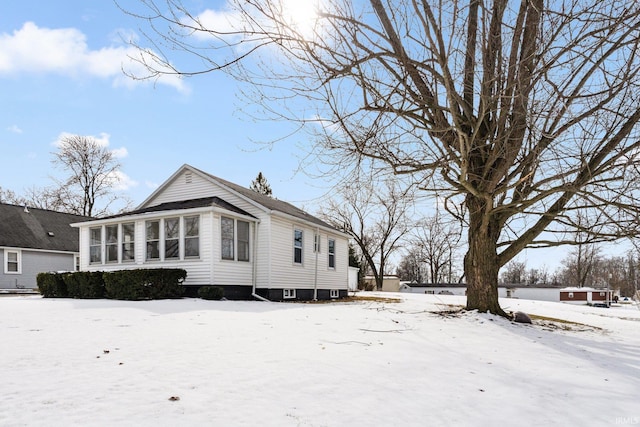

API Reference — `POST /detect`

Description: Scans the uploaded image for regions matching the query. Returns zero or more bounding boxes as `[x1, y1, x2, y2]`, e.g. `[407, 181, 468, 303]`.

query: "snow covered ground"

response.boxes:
[1, 293, 639, 426]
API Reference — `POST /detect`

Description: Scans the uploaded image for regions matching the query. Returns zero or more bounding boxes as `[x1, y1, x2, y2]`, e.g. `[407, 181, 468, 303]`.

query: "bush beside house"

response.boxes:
[37, 268, 187, 300]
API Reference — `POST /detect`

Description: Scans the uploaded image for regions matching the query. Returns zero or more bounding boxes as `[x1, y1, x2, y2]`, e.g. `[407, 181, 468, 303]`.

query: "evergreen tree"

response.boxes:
[250, 172, 272, 197]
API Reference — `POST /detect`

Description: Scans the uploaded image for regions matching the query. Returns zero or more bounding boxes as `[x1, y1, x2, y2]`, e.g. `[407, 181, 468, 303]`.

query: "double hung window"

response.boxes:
[89, 227, 102, 264]
[221, 216, 250, 262]
[328, 238, 336, 269]
[294, 229, 303, 264]
[5, 250, 20, 273]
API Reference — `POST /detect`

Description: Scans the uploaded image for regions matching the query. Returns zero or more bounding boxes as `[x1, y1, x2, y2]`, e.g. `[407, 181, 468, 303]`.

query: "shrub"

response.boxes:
[37, 272, 68, 298]
[103, 268, 186, 300]
[198, 286, 224, 300]
[64, 271, 105, 299]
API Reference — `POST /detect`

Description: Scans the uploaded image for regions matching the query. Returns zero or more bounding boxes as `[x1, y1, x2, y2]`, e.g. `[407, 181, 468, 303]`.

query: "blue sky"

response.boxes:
[0, 0, 327, 213]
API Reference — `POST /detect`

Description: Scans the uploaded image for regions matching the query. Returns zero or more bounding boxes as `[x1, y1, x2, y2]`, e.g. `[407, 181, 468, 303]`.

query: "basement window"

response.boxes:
[330, 289, 339, 298]
[283, 289, 296, 299]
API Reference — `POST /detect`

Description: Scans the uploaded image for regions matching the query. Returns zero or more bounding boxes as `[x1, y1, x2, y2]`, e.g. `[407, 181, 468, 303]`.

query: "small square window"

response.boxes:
[283, 289, 296, 299]
[330, 289, 339, 298]
[568, 292, 574, 299]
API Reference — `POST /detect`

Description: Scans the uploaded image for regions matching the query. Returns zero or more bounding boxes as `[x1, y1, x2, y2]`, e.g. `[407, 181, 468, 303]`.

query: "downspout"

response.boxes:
[313, 227, 319, 301]
[251, 220, 270, 302]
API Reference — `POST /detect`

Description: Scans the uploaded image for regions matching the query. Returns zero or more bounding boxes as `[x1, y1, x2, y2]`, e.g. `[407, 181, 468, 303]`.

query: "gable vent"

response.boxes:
[185, 172, 193, 184]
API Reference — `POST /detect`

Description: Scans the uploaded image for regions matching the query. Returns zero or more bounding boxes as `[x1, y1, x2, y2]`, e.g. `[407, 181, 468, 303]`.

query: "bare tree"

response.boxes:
[396, 246, 424, 283]
[500, 260, 526, 285]
[52, 135, 123, 217]
[0, 187, 27, 205]
[410, 214, 462, 283]
[318, 176, 412, 290]
[250, 172, 273, 197]
[124, 0, 640, 316]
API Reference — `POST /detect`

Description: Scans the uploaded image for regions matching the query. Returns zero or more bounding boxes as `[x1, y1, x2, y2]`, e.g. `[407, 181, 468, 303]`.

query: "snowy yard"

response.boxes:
[1, 293, 639, 426]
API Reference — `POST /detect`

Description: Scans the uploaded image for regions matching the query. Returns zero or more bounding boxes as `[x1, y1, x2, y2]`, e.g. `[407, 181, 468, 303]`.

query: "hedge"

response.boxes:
[65, 271, 106, 299]
[37, 268, 187, 300]
[103, 268, 186, 300]
[37, 272, 68, 298]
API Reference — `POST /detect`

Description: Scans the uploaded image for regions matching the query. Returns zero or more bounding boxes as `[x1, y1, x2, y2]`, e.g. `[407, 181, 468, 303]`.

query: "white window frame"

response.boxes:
[568, 292, 574, 299]
[293, 229, 303, 265]
[4, 249, 21, 274]
[145, 220, 161, 261]
[105, 224, 119, 263]
[283, 288, 296, 299]
[328, 238, 336, 269]
[164, 217, 181, 260]
[121, 222, 136, 263]
[184, 216, 200, 258]
[237, 220, 250, 262]
[89, 227, 102, 264]
[330, 289, 339, 298]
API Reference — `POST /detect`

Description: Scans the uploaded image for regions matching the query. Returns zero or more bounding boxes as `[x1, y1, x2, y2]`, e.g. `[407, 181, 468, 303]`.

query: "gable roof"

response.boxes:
[0, 203, 88, 252]
[140, 164, 339, 232]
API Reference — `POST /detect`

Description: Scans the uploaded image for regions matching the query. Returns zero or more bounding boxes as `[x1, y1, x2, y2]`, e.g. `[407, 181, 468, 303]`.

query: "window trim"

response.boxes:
[283, 288, 296, 299]
[105, 224, 119, 264]
[4, 249, 21, 274]
[293, 228, 303, 265]
[328, 238, 336, 269]
[221, 216, 250, 262]
[121, 222, 136, 263]
[146, 220, 161, 261]
[221, 216, 235, 261]
[164, 217, 180, 260]
[184, 216, 200, 258]
[330, 289, 339, 298]
[237, 220, 250, 262]
[89, 227, 103, 264]
[314, 233, 321, 253]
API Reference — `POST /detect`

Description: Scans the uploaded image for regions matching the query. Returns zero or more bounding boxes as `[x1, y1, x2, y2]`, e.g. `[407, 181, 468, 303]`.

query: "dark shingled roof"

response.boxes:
[193, 166, 336, 230]
[0, 203, 89, 252]
[105, 196, 256, 219]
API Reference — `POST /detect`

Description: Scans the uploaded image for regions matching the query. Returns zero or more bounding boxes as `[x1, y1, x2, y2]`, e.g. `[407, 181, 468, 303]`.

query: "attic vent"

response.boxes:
[185, 172, 193, 184]
[47, 231, 55, 237]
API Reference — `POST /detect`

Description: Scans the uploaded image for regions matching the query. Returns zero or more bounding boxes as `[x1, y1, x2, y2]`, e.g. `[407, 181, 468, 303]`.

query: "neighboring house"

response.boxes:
[364, 275, 401, 292]
[72, 164, 350, 300]
[399, 283, 566, 302]
[559, 287, 615, 305]
[0, 203, 86, 290]
[399, 283, 617, 304]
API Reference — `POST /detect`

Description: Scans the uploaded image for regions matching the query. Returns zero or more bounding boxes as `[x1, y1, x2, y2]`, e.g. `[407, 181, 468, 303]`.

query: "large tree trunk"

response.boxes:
[464, 195, 508, 317]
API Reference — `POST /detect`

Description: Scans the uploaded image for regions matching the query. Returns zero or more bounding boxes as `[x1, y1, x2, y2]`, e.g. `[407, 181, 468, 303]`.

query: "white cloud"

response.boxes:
[145, 180, 159, 189]
[110, 170, 138, 191]
[7, 125, 22, 134]
[0, 22, 188, 93]
[111, 147, 129, 159]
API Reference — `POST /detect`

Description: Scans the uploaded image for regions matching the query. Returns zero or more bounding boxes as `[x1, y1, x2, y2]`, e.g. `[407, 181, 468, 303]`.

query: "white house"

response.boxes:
[1, 203, 86, 291]
[72, 164, 350, 301]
